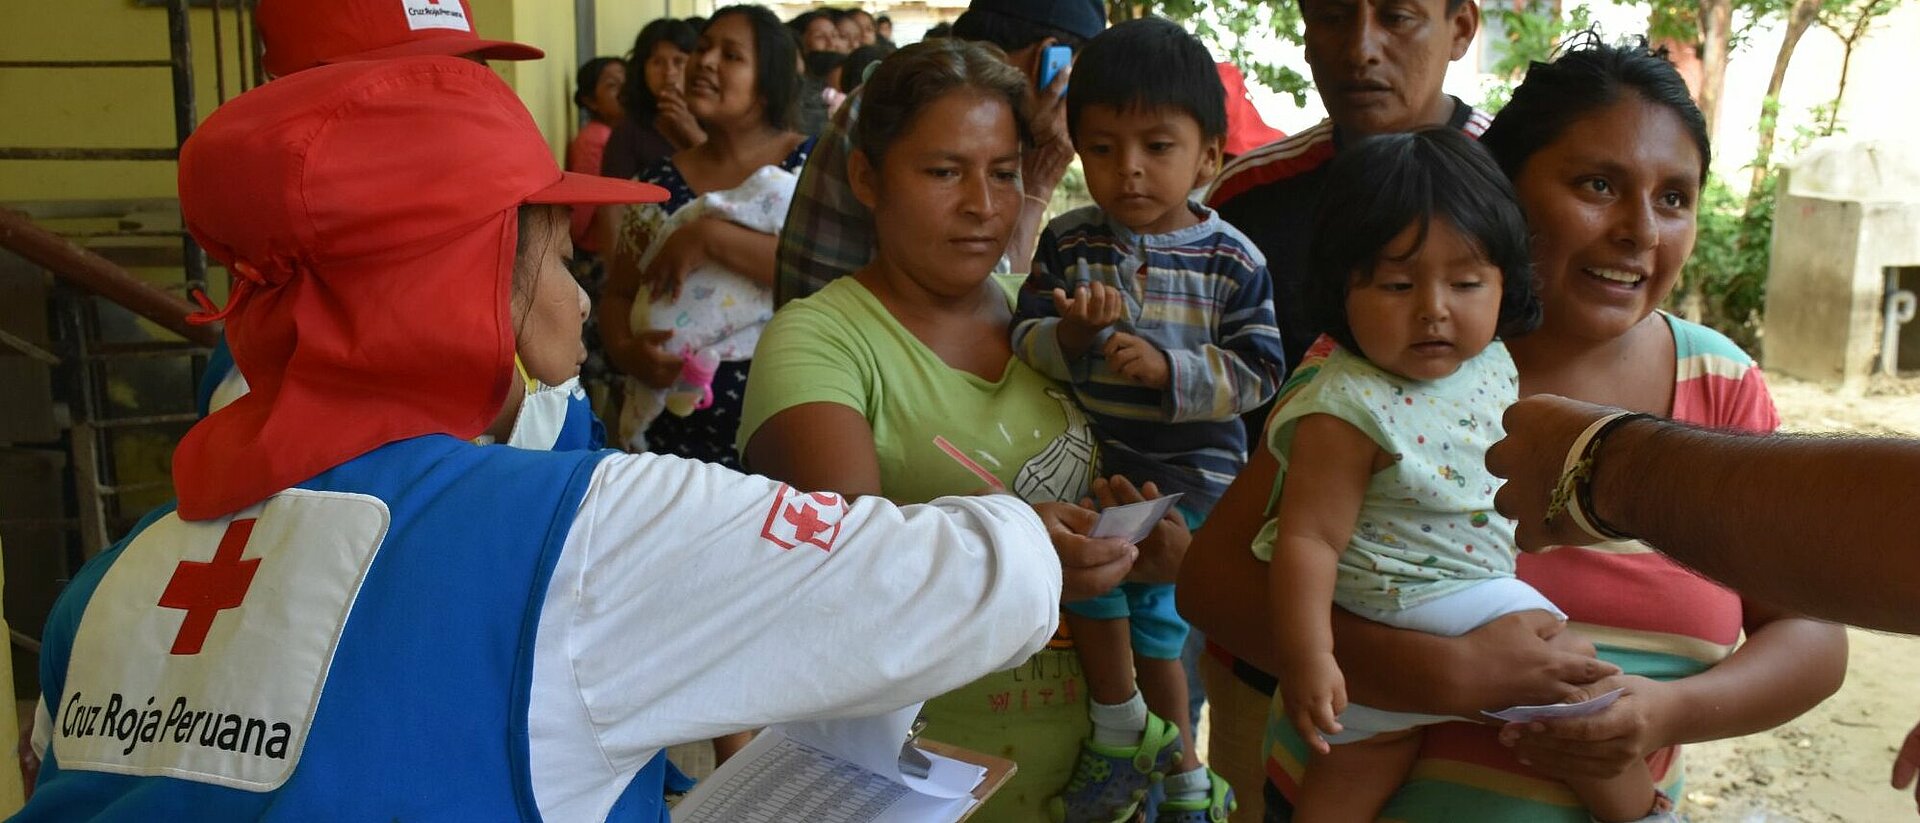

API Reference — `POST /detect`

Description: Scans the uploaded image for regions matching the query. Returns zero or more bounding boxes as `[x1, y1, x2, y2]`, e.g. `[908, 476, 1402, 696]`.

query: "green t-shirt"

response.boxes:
[1251, 342, 1520, 612]
[737, 276, 1095, 821]
[739, 277, 1097, 505]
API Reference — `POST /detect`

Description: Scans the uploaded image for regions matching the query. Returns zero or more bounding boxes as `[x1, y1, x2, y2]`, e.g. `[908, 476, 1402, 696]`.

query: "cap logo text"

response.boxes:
[402, 0, 472, 33]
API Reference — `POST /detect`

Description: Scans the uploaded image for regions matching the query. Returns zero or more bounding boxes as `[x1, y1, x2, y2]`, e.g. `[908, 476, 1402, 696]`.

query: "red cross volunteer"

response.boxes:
[13, 54, 1128, 822]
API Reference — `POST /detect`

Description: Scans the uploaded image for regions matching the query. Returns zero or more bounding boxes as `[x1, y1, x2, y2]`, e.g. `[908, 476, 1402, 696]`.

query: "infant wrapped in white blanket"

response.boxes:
[618, 165, 796, 451]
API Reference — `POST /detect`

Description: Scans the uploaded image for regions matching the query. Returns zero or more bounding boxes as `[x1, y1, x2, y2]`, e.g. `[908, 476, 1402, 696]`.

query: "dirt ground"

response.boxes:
[1679, 375, 1920, 822]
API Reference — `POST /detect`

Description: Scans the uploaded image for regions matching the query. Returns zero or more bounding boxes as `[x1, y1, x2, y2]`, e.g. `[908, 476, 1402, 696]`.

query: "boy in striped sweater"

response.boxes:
[1010, 17, 1285, 823]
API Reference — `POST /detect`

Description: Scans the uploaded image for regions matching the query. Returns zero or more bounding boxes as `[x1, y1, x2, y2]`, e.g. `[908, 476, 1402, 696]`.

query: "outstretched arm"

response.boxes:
[563, 454, 1066, 755]
[1489, 394, 1920, 634]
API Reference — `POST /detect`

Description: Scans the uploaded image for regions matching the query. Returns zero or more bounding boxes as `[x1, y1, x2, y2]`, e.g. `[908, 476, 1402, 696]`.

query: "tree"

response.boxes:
[1634, 0, 1777, 134]
[1482, 1, 1595, 111]
[1817, 0, 1904, 135]
[1745, 0, 1826, 209]
[1110, 1, 1313, 106]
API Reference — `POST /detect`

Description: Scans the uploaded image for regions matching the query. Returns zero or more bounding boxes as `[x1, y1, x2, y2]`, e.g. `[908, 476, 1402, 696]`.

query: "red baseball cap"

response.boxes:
[174, 57, 667, 520]
[257, 0, 543, 78]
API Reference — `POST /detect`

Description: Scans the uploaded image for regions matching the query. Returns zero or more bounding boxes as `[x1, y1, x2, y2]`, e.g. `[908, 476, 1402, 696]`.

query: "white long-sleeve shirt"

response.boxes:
[30, 450, 1061, 821]
[527, 452, 1062, 820]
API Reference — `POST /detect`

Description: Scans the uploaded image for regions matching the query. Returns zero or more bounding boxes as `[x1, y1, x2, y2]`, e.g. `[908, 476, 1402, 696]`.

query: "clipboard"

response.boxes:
[916, 739, 1017, 820]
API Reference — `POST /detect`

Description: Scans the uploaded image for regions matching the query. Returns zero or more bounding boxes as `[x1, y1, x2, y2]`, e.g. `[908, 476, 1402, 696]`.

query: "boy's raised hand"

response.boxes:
[1105, 332, 1170, 389]
[1052, 283, 1124, 358]
[1281, 652, 1348, 755]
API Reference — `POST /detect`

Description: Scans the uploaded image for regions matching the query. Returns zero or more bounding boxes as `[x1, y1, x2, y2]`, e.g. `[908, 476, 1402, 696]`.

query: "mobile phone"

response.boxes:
[1037, 44, 1071, 95]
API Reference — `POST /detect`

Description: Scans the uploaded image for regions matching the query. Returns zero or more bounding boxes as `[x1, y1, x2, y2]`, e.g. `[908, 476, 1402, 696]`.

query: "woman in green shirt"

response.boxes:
[739, 39, 1185, 821]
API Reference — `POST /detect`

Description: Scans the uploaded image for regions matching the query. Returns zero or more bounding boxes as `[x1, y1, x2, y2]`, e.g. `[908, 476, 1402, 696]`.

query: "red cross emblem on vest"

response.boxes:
[759, 485, 847, 553]
[156, 518, 262, 655]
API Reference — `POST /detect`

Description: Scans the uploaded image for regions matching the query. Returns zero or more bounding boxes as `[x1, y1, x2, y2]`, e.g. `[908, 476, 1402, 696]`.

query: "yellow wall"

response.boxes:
[597, 0, 712, 58]
[1, 0, 251, 202]
[478, 0, 579, 159]
[0, 0, 648, 204]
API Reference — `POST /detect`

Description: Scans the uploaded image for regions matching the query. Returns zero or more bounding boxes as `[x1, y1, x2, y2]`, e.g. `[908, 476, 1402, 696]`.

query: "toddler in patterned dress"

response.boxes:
[1258, 128, 1673, 823]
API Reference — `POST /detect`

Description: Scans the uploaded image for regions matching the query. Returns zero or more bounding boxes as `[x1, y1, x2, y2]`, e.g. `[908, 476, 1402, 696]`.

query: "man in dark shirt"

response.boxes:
[1208, 0, 1487, 398]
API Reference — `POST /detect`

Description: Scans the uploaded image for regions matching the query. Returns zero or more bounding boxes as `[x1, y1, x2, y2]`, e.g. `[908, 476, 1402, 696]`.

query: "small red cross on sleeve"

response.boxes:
[783, 501, 834, 545]
[156, 518, 263, 656]
[759, 486, 846, 552]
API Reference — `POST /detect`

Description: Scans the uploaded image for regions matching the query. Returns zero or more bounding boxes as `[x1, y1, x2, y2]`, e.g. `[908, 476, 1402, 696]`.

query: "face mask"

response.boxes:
[486, 355, 591, 451]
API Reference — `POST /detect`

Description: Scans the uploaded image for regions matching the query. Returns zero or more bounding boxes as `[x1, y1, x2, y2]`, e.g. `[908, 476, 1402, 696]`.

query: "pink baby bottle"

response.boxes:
[664, 347, 721, 417]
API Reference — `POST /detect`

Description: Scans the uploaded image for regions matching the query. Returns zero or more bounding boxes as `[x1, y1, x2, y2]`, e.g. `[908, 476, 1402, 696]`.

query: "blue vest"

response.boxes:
[17, 436, 668, 821]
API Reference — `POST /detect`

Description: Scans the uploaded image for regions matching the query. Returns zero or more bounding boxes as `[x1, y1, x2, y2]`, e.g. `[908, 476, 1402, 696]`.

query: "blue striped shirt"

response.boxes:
[1012, 204, 1286, 515]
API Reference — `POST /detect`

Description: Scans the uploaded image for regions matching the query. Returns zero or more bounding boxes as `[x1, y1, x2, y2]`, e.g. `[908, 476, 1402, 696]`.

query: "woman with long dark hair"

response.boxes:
[601, 5, 811, 471]
[1178, 36, 1847, 822]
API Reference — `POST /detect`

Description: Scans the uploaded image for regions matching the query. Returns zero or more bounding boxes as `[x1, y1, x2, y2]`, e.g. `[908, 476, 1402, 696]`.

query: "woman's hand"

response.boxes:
[654, 85, 707, 152]
[642, 218, 714, 300]
[1021, 54, 1075, 200]
[1893, 717, 1920, 811]
[1004, 48, 1074, 270]
[1496, 674, 1679, 779]
[1281, 651, 1348, 755]
[1080, 475, 1187, 585]
[1104, 332, 1169, 389]
[1031, 500, 1138, 602]
[1426, 611, 1620, 716]
[608, 328, 684, 389]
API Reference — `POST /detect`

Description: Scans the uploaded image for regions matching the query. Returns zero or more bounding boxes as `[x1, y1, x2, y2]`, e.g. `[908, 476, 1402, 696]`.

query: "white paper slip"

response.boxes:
[1089, 494, 1183, 544]
[1482, 688, 1625, 723]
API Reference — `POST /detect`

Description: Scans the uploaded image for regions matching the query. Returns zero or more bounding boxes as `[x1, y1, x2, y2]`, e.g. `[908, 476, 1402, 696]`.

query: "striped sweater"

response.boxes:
[1012, 204, 1286, 516]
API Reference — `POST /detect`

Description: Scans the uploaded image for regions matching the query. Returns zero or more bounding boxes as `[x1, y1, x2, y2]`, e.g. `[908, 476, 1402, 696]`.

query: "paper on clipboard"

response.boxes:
[1089, 494, 1183, 544]
[777, 705, 975, 799]
[672, 706, 993, 823]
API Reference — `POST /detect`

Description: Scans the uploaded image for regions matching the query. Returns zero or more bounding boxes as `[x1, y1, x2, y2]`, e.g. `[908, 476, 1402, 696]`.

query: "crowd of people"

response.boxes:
[13, 0, 1909, 821]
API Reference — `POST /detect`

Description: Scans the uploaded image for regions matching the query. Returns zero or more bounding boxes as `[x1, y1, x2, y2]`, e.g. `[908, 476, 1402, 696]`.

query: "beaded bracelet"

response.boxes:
[1543, 411, 1652, 543]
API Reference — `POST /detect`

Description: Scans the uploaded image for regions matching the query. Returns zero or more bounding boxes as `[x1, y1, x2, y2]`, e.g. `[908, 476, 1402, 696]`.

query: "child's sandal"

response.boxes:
[1046, 711, 1183, 823]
